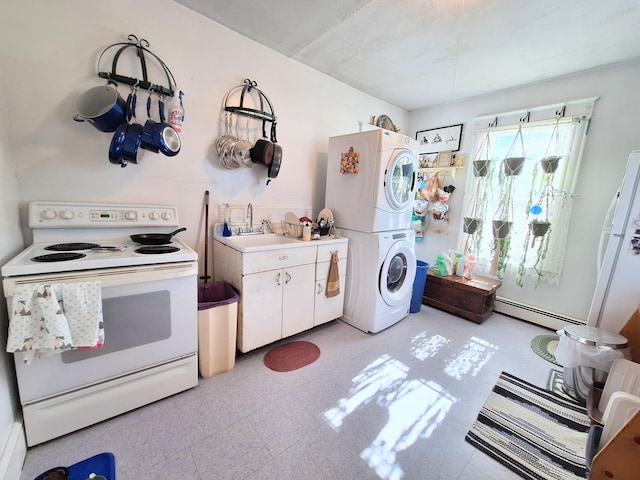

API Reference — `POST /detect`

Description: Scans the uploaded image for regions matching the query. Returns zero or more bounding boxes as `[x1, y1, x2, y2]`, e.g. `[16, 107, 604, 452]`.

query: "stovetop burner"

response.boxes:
[44, 243, 100, 251]
[31, 252, 87, 262]
[135, 245, 180, 255]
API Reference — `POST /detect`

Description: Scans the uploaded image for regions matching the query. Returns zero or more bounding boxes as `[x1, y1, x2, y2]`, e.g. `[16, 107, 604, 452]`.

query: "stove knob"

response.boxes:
[41, 209, 56, 220]
[124, 211, 137, 221]
[149, 212, 160, 220]
[59, 209, 74, 220]
[162, 211, 173, 221]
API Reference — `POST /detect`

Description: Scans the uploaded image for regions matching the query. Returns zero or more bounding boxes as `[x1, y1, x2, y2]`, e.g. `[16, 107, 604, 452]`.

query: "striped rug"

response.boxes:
[465, 372, 590, 479]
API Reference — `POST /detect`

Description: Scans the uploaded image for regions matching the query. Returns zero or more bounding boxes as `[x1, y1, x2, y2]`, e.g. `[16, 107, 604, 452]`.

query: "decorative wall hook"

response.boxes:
[97, 34, 177, 97]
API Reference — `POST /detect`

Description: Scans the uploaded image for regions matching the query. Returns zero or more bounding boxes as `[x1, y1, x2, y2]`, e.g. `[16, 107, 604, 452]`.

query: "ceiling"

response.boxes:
[174, 0, 640, 111]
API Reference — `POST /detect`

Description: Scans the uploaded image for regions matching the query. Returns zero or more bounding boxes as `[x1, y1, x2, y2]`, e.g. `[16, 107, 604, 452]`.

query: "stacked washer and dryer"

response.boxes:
[325, 128, 419, 333]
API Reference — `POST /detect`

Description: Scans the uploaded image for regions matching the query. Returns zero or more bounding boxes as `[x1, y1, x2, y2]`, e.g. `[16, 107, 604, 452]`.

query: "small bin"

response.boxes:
[410, 260, 430, 314]
[197, 281, 239, 378]
[557, 324, 629, 405]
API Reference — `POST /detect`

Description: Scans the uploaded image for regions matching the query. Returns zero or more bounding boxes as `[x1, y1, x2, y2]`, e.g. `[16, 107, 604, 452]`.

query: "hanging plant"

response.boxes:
[463, 131, 493, 255]
[517, 117, 563, 287]
[529, 220, 551, 243]
[504, 157, 525, 175]
[502, 125, 526, 176]
[463, 217, 481, 234]
[517, 221, 553, 287]
[491, 170, 517, 277]
[473, 160, 491, 177]
[540, 155, 561, 174]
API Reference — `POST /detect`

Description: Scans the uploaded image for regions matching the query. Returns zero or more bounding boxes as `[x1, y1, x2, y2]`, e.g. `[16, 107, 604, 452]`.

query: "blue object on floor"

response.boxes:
[67, 452, 115, 480]
[410, 260, 430, 313]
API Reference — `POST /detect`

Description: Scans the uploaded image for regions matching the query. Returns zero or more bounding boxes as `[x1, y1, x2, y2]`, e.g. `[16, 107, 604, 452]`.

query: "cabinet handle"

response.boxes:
[279, 255, 288, 260]
[276, 272, 282, 285]
[285, 272, 292, 284]
[317, 282, 322, 294]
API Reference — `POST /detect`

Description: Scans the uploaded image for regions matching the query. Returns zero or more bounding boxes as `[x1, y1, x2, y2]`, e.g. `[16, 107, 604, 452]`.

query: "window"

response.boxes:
[459, 100, 594, 287]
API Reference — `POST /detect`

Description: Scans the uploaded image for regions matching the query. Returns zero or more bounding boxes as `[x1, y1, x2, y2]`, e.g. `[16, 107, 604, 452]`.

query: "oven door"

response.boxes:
[4, 262, 197, 403]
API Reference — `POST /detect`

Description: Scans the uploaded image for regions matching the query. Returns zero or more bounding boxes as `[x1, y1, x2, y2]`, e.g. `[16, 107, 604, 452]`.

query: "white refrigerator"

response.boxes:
[587, 151, 640, 332]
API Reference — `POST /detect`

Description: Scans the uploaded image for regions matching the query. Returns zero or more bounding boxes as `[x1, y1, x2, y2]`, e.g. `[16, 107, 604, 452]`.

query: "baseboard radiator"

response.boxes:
[495, 297, 584, 331]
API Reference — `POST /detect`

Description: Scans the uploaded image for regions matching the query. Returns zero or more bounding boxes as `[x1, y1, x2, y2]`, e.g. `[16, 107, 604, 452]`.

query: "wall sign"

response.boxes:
[416, 124, 463, 154]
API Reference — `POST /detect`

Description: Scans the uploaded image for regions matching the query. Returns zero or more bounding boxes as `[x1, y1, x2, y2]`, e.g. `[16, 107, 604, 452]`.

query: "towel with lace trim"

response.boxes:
[6, 281, 104, 364]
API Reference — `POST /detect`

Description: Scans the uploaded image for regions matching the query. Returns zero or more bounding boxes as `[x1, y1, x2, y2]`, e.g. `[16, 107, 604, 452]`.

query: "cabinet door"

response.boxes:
[314, 274, 346, 326]
[282, 264, 315, 338]
[239, 270, 282, 353]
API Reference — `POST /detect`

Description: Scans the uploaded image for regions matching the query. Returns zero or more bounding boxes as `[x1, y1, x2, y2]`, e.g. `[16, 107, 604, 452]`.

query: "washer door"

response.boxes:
[384, 149, 417, 210]
[379, 239, 417, 306]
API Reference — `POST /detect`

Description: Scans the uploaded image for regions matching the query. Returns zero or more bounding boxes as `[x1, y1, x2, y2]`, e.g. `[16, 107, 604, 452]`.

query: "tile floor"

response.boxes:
[20, 306, 558, 480]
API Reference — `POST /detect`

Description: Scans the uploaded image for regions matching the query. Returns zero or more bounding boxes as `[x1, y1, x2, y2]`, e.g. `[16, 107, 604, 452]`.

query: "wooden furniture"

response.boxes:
[589, 409, 640, 479]
[421, 268, 501, 323]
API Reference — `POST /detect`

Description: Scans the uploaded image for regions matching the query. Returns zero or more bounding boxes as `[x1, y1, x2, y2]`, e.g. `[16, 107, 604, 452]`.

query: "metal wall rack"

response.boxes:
[97, 34, 177, 97]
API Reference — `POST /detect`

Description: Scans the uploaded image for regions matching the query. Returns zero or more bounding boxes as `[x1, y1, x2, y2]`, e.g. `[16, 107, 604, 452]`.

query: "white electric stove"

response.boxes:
[2, 201, 199, 446]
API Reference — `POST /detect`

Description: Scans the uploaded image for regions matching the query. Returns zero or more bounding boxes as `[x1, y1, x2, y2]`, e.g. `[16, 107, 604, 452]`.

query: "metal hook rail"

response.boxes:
[223, 79, 278, 142]
[97, 34, 177, 97]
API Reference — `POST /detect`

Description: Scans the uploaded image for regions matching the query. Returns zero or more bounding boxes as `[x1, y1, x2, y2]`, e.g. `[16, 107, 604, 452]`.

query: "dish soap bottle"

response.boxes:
[222, 204, 232, 237]
[303, 222, 312, 241]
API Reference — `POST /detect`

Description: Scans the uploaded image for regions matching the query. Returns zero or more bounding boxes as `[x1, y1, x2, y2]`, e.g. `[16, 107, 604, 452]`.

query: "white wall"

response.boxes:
[1, 0, 407, 253]
[0, 33, 27, 479]
[408, 59, 640, 322]
[0, 0, 407, 471]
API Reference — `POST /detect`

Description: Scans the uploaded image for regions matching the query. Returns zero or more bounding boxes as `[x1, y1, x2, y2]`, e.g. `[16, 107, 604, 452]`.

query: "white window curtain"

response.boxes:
[459, 99, 595, 287]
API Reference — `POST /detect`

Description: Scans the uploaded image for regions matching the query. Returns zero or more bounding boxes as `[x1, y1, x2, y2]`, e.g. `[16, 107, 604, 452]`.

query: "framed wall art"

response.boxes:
[416, 124, 463, 154]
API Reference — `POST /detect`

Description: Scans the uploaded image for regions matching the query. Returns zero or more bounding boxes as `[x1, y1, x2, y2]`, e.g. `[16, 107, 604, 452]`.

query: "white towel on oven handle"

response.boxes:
[6, 281, 104, 363]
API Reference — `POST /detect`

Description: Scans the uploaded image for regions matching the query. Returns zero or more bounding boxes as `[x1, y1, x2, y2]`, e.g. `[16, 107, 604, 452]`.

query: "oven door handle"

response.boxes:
[3, 262, 197, 296]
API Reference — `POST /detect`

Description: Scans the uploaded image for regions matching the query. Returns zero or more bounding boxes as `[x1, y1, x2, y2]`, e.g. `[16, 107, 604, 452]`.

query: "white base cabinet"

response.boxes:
[314, 244, 347, 326]
[213, 238, 348, 353]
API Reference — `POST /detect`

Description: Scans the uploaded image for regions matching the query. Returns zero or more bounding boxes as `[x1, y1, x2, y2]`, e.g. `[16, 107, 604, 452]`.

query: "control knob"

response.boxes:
[40, 209, 56, 220]
[162, 211, 173, 221]
[59, 209, 74, 220]
[149, 212, 160, 220]
[124, 211, 137, 221]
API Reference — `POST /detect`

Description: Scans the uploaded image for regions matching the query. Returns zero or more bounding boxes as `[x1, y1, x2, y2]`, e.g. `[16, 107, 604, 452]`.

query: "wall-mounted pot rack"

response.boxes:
[97, 34, 177, 98]
[223, 78, 277, 142]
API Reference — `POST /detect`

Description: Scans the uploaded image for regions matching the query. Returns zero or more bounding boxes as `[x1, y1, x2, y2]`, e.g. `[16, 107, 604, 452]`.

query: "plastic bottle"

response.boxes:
[302, 222, 312, 241]
[222, 204, 232, 237]
[456, 255, 466, 276]
[167, 90, 184, 132]
[464, 254, 476, 279]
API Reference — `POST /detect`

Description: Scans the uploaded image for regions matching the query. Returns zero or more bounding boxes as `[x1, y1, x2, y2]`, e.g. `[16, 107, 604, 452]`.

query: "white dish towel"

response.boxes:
[6, 281, 104, 363]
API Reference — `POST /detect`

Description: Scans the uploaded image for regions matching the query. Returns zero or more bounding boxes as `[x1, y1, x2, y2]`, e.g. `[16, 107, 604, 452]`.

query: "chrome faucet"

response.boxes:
[262, 219, 274, 233]
[247, 202, 253, 233]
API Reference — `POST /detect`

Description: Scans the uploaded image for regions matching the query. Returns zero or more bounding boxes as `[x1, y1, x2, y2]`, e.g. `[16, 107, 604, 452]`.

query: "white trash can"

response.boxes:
[197, 281, 238, 378]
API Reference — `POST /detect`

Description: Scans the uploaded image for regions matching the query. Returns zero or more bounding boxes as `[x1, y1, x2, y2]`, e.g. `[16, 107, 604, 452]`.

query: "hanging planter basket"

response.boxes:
[473, 160, 491, 177]
[540, 156, 561, 174]
[463, 217, 481, 234]
[530, 220, 551, 237]
[492, 220, 512, 239]
[503, 157, 525, 176]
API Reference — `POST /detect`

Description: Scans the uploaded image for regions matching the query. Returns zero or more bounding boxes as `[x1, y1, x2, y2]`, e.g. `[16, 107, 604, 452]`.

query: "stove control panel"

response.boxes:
[29, 201, 179, 228]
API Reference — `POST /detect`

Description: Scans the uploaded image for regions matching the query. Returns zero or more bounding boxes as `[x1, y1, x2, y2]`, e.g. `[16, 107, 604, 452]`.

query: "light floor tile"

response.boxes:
[20, 307, 558, 480]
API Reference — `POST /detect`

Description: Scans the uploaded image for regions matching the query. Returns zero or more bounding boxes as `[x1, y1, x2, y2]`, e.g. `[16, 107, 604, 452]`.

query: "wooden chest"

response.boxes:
[422, 269, 502, 324]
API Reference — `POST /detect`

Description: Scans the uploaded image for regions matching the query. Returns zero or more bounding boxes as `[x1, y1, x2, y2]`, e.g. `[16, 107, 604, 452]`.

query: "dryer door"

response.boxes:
[384, 150, 417, 210]
[379, 239, 417, 306]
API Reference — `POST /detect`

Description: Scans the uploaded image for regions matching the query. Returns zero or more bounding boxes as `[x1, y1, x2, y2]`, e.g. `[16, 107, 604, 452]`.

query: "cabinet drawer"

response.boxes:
[241, 246, 317, 274]
[315, 258, 347, 280]
[316, 241, 348, 263]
